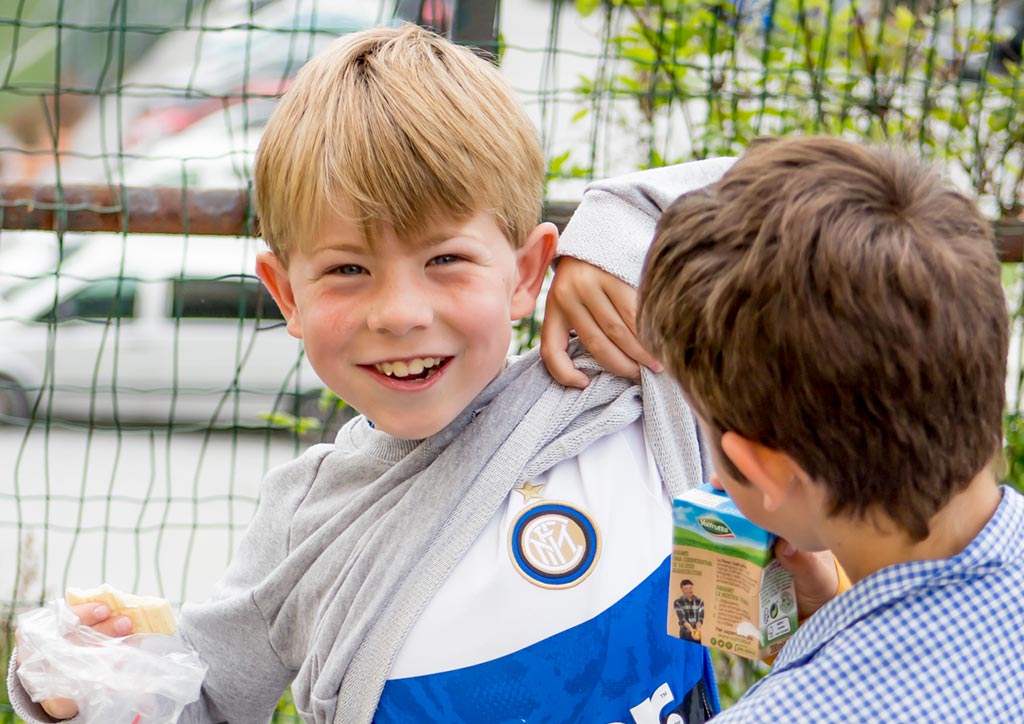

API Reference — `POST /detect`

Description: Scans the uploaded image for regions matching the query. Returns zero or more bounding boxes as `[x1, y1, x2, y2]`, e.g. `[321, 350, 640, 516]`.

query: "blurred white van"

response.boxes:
[0, 233, 324, 427]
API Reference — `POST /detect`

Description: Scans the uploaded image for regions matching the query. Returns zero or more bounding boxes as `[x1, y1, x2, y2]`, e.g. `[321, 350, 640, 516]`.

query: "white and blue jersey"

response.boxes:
[376, 420, 719, 723]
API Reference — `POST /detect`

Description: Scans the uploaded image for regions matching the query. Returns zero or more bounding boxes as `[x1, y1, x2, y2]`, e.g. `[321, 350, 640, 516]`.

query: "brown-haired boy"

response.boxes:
[635, 135, 1024, 722]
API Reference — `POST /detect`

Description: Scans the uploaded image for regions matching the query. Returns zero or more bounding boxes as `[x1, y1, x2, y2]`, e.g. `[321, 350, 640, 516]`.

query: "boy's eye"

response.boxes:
[428, 254, 460, 266]
[333, 264, 366, 275]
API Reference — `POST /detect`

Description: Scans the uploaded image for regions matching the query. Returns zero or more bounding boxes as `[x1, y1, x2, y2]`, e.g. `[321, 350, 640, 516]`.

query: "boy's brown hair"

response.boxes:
[638, 136, 1008, 541]
[254, 23, 545, 265]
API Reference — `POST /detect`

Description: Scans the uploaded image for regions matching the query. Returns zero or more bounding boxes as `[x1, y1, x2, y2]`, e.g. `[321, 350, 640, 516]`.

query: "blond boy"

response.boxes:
[11, 25, 727, 724]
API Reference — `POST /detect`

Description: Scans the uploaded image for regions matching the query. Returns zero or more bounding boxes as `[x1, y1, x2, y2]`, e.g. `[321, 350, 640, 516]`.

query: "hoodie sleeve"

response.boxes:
[174, 443, 335, 723]
[556, 157, 736, 287]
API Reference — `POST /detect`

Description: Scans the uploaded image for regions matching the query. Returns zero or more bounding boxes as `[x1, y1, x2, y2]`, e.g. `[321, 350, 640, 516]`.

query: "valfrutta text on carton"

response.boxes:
[669, 483, 797, 660]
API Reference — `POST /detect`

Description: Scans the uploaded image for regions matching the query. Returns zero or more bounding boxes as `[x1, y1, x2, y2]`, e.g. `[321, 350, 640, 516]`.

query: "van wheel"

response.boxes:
[0, 378, 29, 421]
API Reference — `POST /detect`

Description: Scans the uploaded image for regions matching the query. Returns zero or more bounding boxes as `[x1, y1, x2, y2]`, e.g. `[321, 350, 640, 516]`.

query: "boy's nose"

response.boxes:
[366, 281, 434, 335]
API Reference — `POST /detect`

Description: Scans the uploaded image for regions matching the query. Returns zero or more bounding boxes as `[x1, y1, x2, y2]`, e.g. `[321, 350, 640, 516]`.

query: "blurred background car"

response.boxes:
[0, 233, 323, 426]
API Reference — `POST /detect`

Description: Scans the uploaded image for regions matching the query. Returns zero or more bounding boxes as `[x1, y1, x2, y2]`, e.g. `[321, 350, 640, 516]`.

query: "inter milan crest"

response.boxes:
[508, 502, 601, 589]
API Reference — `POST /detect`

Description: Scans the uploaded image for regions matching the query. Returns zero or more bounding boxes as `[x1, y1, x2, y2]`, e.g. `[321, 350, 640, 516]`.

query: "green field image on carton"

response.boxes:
[673, 528, 773, 567]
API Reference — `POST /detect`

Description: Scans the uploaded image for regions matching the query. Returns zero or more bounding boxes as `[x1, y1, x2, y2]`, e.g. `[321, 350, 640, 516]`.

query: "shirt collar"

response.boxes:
[773, 485, 1024, 670]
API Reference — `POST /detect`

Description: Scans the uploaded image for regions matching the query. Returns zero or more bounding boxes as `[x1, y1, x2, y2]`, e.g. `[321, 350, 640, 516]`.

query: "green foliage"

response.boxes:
[0, 633, 11, 713]
[1003, 412, 1024, 494]
[272, 689, 303, 723]
[1005, 262, 1024, 495]
[0, 706, 25, 724]
[561, 0, 1024, 216]
[259, 411, 325, 437]
[259, 389, 349, 439]
[712, 649, 770, 709]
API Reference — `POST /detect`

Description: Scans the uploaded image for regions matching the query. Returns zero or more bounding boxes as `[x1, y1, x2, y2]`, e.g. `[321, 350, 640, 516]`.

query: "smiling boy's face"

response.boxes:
[257, 212, 556, 440]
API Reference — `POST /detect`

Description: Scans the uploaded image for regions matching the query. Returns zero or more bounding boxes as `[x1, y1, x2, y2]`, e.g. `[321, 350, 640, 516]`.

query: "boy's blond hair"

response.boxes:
[254, 23, 545, 264]
[638, 136, 1008, 542]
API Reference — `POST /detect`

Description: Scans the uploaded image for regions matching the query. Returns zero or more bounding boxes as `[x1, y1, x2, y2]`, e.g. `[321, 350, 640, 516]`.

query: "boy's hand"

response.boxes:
[774, 541, 841, 620]
[541, 258, 662, 388]
[15, 601, 134, 720]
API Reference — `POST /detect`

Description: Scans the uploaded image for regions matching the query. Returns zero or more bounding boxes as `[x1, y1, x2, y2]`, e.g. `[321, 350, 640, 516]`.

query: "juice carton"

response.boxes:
[668, 483, 797, 660]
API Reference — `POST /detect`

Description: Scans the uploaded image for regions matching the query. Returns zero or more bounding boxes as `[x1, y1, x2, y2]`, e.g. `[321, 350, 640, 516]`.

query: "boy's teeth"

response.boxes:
[375, 357, 442, 378]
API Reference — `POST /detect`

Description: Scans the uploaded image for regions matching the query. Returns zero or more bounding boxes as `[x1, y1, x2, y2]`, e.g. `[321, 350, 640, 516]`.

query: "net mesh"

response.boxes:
[2, 0, 1023, 720]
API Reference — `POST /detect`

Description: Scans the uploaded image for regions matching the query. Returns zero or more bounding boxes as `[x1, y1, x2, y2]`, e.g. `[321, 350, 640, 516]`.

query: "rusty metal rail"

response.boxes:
[0, 184, 258, 237]
[1, 183, 1021, 261]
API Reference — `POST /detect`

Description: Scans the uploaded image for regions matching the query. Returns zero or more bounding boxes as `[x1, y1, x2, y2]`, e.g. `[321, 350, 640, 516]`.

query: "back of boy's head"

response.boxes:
[254, 23, 544, 264]
[638, 136, 1008, 542]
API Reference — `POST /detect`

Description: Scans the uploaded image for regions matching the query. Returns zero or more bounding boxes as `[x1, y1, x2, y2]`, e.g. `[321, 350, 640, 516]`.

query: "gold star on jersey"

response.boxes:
[512, 480, 545, 503]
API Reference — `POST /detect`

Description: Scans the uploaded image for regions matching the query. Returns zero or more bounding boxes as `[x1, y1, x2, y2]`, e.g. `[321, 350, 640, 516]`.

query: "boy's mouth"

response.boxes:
[372, 356, 450, 382]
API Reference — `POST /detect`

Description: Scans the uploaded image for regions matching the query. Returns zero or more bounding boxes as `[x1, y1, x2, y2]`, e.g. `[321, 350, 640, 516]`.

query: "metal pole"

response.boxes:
[0, 183, 582, 240]
[1, 183, 1021, 261]
[0, 184, 255, 237]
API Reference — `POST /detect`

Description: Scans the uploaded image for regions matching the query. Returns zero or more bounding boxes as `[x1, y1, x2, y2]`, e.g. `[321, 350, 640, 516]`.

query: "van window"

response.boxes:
[171, 277, 283, 320]
[39, 279, 139, 322]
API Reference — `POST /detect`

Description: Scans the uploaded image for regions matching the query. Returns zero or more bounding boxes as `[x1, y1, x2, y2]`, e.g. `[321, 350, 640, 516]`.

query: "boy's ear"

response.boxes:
[510, 222, 559, 321]
[720, 432, 800, 512]
[255, 251, 303, 339]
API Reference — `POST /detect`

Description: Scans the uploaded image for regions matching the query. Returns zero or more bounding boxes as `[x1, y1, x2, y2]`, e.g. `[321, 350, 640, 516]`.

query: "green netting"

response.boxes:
[1, 0, 1023, 720]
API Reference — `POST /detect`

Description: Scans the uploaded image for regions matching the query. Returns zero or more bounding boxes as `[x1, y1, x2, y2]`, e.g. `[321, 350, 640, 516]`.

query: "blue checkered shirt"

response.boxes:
[713, 486, 1024, 723]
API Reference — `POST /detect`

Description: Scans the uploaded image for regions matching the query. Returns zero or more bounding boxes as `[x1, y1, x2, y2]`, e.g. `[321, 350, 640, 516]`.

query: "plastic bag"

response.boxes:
[16, 599, 207, 724]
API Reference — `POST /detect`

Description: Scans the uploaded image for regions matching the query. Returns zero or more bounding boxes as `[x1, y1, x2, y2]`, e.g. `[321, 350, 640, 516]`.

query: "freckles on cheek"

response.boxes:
[305, 296, 353, 336]
[329, 312, 351, 335]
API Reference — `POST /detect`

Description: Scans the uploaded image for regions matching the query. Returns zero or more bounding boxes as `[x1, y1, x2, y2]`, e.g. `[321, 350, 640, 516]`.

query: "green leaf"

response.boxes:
[623, 46, 658, 65]
[548, 150, 571, 174]
[950, 110, 969, 133]
[318, 388, 347, 413]
[258, 412, 322, 435]
[988, 109, 1012, 133]
[576, 0, 602, 17]
[893, 6, 916, 34]
[618, 75, 643, 92]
